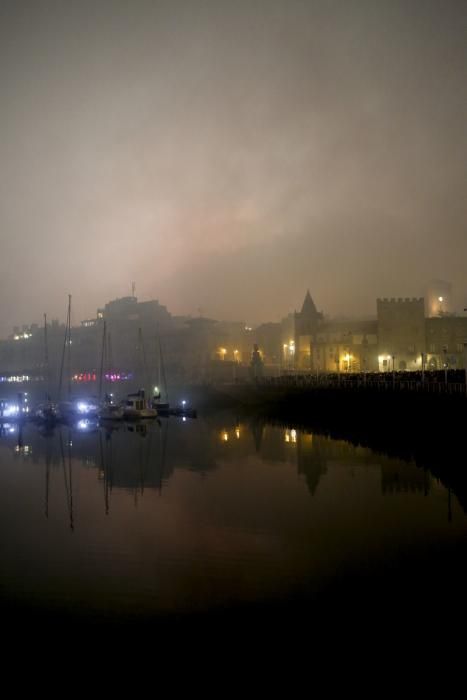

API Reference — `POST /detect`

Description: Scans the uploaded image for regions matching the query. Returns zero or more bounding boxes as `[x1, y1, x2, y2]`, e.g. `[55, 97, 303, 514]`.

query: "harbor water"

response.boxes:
[0, 411, 466, 633]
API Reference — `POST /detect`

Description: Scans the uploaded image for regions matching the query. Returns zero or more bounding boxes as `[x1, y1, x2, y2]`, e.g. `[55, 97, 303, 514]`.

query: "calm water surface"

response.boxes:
[0, 412, 466, 627]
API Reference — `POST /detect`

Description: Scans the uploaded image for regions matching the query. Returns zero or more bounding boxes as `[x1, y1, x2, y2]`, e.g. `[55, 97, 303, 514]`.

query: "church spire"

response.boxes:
[300, 290, 318, 316]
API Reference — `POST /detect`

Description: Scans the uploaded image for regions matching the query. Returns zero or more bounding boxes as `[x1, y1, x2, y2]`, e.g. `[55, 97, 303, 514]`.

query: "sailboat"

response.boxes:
[98, 321, 124, 421]
[151, 333, 170, 414]
[58, 295, 99, 422]
[34, 313, 60, 426]
[122, 329, 157, 419]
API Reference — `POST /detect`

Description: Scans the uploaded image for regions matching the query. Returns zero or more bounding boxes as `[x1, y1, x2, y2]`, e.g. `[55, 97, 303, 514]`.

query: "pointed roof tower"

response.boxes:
[300, 290, 318, 317]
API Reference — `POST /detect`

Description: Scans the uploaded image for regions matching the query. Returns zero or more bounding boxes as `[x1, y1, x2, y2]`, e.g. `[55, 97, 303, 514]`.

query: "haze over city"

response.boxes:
[2, 0, 467, 651]
[1, 0, 466, 334]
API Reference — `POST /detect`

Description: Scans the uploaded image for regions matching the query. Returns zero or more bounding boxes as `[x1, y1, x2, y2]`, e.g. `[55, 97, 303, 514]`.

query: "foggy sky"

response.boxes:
[1, 0, 466, 334]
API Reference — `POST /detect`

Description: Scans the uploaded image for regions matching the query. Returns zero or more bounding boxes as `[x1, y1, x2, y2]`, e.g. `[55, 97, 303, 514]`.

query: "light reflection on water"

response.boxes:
[0, 414, 465, 624]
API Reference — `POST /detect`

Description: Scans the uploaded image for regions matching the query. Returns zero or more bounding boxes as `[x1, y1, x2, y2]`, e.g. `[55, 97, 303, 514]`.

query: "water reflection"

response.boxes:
[0, 412, 465, 629]
[0, 416, 463, 521]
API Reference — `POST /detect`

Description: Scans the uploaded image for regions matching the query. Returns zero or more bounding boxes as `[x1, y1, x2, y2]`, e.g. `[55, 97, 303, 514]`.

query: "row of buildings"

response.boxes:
[267, 290, 467, 374]
[1, 281, 467, 385]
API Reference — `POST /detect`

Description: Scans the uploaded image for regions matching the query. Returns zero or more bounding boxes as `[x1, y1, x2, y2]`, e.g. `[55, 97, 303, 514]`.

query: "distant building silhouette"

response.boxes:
[377, 297, 425, 371]
[1, 283, 467, 382]
[292, 290, 323, 370]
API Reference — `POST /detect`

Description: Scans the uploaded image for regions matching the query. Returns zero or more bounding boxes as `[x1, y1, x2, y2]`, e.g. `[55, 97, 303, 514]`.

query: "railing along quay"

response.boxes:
[250, 372, 467, 396]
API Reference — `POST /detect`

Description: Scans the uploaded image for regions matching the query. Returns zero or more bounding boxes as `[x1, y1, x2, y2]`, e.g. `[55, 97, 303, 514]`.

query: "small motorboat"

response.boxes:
[122, 389, 157, 419]
[99, 393, 124, 421]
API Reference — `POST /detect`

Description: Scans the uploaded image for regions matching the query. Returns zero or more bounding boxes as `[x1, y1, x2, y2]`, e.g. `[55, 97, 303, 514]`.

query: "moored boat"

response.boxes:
[122, 389, 157, 419]
[34, 399, 59, 425]
[99, 394, 124, 421]
[33, 314, 60, 428]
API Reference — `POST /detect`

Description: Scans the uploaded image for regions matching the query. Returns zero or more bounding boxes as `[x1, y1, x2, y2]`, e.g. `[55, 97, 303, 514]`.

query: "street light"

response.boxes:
[443, 345, 448, 386]
[344, 352, 352, 372]
[233, 349, 239, 381]
[282, 343, 288, 372]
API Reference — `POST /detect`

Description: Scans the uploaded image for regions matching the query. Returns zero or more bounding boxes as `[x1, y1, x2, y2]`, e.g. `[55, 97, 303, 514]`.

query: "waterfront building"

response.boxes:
[425, 316, 467, 370]
[2, 287, 467, 384]
[292, 290, 323, 370]
[376, 297, 426, 371]
[314, 319, 378, 373]
[252, 290, 467, 374]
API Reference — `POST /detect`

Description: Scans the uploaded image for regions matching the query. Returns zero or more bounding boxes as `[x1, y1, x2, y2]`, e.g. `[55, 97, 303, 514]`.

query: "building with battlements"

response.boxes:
[376, 297, 426, 371]
[1, 289, 467, 384]
[253, 291, 467, 374]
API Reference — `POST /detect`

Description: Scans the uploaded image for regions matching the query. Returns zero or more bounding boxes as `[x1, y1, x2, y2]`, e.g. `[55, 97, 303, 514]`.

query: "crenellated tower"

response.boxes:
[377, 297, 426, 370]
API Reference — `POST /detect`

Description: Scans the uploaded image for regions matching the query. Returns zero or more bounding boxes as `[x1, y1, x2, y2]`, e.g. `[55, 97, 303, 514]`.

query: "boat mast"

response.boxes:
[159, 336, 169, 403]
[67, 295, 72, 400]
[137, 327, 150, 397]
[98, 320, 107, 402]
[107, 331, 113, 374]
[157, 335, 161, 392]
[43, 313, 50, 401]
[58, 295, 72, 401]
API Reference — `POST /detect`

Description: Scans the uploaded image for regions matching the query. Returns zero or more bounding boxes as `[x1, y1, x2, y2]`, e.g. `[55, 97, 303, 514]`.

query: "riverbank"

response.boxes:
[195, 382, 467, 512]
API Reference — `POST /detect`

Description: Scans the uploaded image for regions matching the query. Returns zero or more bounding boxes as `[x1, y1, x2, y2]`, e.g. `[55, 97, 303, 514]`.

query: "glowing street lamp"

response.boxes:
[443, 345, 448, 386]
[344, 352, 352, 372]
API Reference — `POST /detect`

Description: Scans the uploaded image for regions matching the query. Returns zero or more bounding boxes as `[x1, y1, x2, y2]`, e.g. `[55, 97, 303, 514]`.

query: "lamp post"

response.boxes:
[392, 354, 396, 389]
[421, 352, 425, 386]
[233, 349, 239, 382]
[288, 339, 295, 373]
[443, 346, 448, 387]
